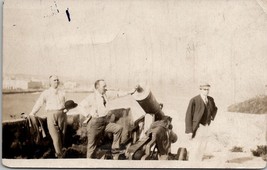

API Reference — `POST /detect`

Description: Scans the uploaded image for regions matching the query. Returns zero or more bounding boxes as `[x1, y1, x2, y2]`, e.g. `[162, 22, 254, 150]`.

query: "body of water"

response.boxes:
[2, 84, 239, 122]
[2, 92, 89, 121]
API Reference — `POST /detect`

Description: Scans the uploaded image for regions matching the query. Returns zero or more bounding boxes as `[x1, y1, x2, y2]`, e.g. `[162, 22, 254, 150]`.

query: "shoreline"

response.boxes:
[2, 90, 93, 94]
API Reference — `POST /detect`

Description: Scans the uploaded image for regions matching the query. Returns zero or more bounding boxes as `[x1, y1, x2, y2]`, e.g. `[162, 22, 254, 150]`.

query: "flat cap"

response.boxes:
[199, 82, 211, 89]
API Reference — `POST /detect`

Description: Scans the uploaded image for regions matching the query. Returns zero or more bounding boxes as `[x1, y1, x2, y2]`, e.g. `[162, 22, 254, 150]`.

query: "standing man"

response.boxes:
[185, 82, 218, 161]
[29, 75, 66, 158]
[78, 79, 137, 159]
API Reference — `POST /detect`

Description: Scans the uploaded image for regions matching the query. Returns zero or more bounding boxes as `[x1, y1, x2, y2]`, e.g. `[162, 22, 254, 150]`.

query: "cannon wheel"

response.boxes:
[177, 147, 188, 160]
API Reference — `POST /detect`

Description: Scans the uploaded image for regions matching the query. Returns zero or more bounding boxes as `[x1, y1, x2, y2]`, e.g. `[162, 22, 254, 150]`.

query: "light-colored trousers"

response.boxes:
[188, 124, 210, 162]
[86, 116, 122, 158]
[47, 110, 67, 158]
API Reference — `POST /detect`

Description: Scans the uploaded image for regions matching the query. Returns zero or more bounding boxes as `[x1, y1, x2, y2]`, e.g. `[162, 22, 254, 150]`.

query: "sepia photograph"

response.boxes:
[2, 0, 267, 168]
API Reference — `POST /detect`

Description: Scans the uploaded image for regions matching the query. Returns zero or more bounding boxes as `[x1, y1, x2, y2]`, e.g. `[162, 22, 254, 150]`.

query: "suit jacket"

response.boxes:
[185, 95, 217, 134]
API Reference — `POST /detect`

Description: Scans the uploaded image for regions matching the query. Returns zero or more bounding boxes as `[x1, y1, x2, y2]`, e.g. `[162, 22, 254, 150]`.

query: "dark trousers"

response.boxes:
[86, 116, 122, 158]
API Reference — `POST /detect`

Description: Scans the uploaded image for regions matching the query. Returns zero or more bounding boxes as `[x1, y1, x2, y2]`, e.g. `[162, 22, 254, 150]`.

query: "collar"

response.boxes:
[49, 87, 59, 94]
[95, 89, 106, 98]
[200, 94, 208, 101]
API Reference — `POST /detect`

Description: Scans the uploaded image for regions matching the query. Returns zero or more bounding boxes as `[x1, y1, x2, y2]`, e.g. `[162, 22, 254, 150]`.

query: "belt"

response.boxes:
[46, 109, 64, 113]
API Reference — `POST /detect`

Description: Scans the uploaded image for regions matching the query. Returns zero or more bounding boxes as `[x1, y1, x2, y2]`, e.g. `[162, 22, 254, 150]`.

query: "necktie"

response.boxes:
[102, 96, 106, 107]
[205, 97, 208, 105]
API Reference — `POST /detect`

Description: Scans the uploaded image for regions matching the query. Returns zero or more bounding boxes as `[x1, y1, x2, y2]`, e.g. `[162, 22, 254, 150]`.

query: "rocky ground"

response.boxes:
[3, 95, 267, 168]
[168, 108, 267, 168]
[228, 95, 267, 114]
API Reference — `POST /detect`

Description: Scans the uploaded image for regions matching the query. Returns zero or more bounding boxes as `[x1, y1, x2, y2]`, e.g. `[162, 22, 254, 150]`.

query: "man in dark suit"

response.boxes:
[185, 82, 218, 161]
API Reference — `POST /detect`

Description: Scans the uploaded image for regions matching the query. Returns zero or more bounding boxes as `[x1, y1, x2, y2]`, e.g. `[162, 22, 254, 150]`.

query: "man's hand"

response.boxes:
[20, 113, 27, 119]
[106, 110, 113, 117]
[82, 115, 92, 126]
[186, 133, 193, 140]
[128, 87, 137, 95]
[109, 114, 116, 123]
[128, 84, 142, 95]
[29, 112, 35, 116]
[138, 122, 144, 131]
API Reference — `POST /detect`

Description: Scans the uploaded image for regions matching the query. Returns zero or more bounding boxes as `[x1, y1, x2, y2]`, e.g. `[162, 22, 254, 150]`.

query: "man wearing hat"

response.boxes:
[185, 82, 218, 161]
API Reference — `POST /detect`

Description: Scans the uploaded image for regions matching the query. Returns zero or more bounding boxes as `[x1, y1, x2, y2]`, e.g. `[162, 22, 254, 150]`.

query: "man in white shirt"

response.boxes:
[29, 75, 66, 158]
[79, 79, 137, 158]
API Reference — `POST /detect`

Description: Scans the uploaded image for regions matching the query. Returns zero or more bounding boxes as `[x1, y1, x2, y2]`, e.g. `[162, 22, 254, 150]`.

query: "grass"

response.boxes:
[230, 146, 243, 152]
[251, 145, 267, 161]
[251, 145, 267, 157]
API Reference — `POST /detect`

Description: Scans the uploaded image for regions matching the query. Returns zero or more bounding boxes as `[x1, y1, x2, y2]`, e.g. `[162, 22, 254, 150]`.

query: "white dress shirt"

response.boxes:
[78, 89, 131, 118]
[78, 90, 108, 118]
[30, 87, 66, 115]
[200, 94, 208, 105]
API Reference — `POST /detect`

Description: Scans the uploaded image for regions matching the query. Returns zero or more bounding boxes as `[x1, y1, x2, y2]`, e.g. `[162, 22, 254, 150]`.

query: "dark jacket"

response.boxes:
[185, 95, 217, 134]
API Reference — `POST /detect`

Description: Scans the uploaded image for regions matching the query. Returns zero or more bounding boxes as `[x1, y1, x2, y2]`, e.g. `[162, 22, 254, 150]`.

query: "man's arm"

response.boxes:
[185, 98, 194, 134]
[78, 94, 98, 117]
[116, 89, 136, 97]
[107, 85, 139, 100]
[210, 97, 218, 120]
[29, 92, 45, 116]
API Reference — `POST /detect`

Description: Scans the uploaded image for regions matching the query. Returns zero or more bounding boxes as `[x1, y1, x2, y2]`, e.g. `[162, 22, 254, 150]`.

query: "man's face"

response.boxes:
[49, 76, 60, 89]
[97, 80, 107, 95]
[200, 87, 210, 96]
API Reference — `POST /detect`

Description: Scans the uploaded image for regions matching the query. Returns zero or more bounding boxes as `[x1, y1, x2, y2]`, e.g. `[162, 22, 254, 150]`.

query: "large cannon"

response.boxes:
[2, 85, 185, 160]
[124, 85, 178, 160]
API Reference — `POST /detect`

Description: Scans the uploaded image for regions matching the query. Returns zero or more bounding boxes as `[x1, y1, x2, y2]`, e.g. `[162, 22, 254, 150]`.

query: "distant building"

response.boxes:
[63, 81, 78, 89]
[3, 79, 28, 90]
[2, 77, 44, 90]
[28, 81, 43, 89]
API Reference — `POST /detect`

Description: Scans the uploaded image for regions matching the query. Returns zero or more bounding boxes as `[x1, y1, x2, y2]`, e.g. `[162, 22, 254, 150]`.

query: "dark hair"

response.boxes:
[49, 75, 58, 80]
[94, 79, 105, 89]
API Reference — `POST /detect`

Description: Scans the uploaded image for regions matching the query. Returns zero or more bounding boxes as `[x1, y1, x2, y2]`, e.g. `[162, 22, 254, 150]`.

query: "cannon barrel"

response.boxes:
[132, 85, 165, 120]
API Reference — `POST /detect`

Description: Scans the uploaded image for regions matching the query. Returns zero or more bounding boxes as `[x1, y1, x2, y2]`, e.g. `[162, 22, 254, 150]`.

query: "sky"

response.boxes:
[3, 0, 267, 104]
